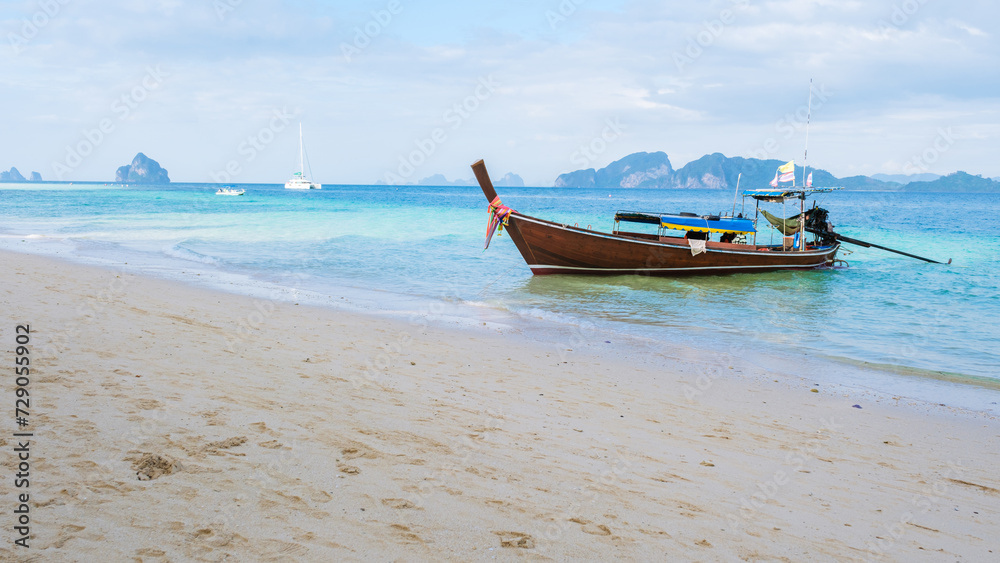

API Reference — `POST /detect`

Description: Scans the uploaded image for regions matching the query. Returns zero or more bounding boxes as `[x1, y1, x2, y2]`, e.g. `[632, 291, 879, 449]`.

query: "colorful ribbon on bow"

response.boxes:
[484, 195, 513, 250]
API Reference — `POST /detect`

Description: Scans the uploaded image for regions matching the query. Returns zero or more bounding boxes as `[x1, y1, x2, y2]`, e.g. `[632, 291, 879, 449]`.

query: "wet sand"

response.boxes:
[1, 249, 998, 561]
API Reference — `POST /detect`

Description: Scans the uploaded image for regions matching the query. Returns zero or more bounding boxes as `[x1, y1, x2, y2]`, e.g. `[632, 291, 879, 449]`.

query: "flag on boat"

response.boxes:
[806, 172, 813, 187]
[778, 171, 795, 183]
[777, 160, 795, 174]
[769, 172, 779, 187]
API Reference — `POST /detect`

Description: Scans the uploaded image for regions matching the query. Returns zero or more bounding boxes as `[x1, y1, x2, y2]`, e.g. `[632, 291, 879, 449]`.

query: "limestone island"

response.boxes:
[0, 167, 43, 182]
[116, 153, 170, 184]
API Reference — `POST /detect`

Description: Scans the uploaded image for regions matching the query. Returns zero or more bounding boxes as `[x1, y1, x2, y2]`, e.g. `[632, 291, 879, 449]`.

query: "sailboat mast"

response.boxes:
[299, 123, 305, 176]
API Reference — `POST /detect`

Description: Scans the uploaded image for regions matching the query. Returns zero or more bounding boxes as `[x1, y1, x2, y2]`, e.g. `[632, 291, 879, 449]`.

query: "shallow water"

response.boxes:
[2, 181, 998, 386]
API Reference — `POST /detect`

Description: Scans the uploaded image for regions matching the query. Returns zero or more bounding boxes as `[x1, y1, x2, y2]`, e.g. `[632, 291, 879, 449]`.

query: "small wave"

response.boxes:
[508, 306, 598, 330]
[162, 244, 219, 266]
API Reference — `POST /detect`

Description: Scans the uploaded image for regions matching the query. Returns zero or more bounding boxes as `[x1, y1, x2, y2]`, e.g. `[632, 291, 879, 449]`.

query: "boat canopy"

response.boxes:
[660, 214, 756, 234]
[742, 187, 841, 202]
[615, 211, 756, 234]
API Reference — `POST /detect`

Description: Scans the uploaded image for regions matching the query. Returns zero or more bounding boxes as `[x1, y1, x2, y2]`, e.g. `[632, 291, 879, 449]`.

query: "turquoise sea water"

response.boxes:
[2, 182, 998, 393]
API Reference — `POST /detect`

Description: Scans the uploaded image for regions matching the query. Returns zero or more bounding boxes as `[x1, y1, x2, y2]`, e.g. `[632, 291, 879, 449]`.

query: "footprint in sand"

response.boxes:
[339, 464, 360, 475]
[199, 410, 227, 426]
[131, 452, 179, 480]
[204, 436, 248, 455]
[390, 524, 425, 544]
[191, 526, 244, 548]
[310, 490, 333, 503]
[50, 524, 87, 548]
[494, 531, 535, 548]
[257, 539, 310, 557]
[134, 398, 163, 410]
[570, 518, 612, 536]
[381, 498, 419, 509]
[249, 421, 277, 435]
[340, 444, 378, 460]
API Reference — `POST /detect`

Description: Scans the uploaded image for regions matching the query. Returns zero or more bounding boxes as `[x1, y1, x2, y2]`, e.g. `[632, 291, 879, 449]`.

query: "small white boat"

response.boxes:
[285, 124, 321, 190]
[216, 187, 245, 196]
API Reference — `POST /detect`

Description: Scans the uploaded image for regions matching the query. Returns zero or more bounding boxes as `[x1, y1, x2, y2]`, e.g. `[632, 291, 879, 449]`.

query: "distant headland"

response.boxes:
[0, 167, 43, 182]
[115, 153, 170, 184]
[552, 151, 1000, 192]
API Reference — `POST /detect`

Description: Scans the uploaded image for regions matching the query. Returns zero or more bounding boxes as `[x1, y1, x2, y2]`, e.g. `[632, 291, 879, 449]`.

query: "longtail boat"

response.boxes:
[473, 159, 841, 276]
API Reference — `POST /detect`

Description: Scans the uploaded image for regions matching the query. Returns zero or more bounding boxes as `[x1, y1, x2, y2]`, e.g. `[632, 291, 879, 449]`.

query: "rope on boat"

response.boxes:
[484, 196, 513, 250]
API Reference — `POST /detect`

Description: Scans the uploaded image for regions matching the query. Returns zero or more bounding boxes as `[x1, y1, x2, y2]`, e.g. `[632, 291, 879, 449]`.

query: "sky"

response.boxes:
[2, 0, 998, 186]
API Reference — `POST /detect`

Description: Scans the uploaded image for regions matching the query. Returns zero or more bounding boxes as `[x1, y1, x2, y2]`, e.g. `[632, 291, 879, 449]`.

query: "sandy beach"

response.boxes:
[1, 248, 998, 561]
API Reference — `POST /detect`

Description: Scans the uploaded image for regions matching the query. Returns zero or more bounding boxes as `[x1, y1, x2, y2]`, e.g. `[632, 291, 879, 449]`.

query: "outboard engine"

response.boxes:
[805, 207, 836, 244]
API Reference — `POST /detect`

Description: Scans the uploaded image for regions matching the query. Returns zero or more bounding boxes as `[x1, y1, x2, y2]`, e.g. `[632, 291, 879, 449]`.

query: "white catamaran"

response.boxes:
[285, 124, 321, 190]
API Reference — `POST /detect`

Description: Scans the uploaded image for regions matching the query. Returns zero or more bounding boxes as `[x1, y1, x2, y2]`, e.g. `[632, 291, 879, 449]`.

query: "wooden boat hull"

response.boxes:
[504, 213, 839, 276]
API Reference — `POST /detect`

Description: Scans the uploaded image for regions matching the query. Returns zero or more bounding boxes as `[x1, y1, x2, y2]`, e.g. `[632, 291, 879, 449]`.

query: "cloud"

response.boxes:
[947, 18, 987, 37]
[1, 0, 998, 184]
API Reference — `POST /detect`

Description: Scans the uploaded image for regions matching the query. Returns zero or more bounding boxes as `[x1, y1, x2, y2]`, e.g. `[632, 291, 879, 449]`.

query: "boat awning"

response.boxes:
[660, 214, 756, 234]
[614, 211, 661, 225]
[616, 211, 756, 233]
[742, 187, 841, 201]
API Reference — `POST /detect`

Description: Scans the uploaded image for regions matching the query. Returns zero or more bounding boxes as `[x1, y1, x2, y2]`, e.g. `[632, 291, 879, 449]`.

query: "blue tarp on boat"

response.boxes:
[659, 214, 756, 234]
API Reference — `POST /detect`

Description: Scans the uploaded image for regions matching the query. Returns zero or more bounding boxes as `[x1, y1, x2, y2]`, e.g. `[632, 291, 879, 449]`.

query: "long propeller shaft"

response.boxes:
[805, 227, 950, 264]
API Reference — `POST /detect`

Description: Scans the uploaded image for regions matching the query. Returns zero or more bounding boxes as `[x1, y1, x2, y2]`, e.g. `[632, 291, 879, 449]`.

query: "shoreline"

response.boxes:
[3, 235, 999, 414]
[1, 183, 997, 391]
[1, 249, 999, 560]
